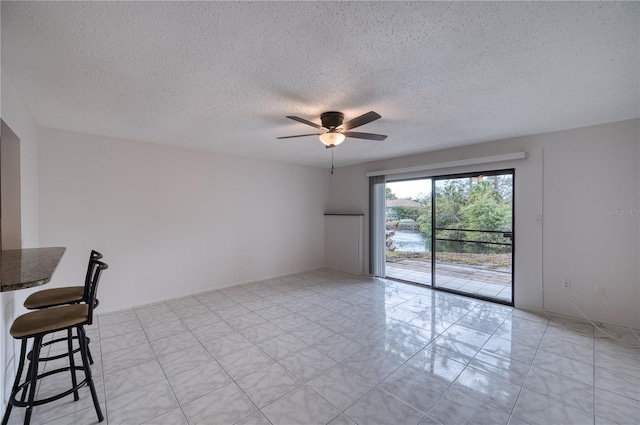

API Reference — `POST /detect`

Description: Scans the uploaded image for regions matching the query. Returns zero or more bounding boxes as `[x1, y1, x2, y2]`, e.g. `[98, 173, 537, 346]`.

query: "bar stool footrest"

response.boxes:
[8, 366, 88, 408]
[27, 336, 91, 362]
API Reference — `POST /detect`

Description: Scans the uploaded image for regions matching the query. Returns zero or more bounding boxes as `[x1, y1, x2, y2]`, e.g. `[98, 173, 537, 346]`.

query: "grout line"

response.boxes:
[90, 272, 617, 425]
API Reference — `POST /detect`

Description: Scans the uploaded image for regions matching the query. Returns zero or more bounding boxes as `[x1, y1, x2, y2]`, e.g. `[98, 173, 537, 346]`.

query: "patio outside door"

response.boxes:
[433, 171, 514, 304]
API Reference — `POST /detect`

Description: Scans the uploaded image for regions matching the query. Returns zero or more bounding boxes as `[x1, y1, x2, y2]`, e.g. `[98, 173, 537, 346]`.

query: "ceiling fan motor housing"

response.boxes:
[321, 112, 344, 129]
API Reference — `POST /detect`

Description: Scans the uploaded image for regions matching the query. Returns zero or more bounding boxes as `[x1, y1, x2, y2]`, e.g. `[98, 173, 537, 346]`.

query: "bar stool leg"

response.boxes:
[1, 340, 27, 425]
[24, 335, 43, 425]
[66, 329, 79, 401]
[19, 346, 33, 404]
[77, 326, 103, 422]
[87, 338, 94, 365]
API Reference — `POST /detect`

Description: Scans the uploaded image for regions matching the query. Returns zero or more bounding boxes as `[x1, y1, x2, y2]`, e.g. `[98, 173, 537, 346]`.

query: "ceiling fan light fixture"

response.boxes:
[319, 131, 345, 147]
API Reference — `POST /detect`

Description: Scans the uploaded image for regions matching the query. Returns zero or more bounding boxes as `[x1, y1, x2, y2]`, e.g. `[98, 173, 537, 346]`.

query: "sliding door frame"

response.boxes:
[383, 168, 515, 306]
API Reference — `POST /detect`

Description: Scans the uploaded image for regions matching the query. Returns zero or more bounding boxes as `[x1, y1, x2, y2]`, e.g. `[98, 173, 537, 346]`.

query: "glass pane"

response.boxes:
[434, 173, 513, 303]
[384, 179, 432, 286]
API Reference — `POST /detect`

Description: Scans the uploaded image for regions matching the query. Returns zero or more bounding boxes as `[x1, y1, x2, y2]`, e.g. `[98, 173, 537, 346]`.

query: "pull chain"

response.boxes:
[331, 149, 334, 175]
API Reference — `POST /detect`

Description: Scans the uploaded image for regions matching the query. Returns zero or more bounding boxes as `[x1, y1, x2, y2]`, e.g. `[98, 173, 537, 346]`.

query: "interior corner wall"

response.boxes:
[37, 128, 330, 313]
[1, 121, 22, 250]
[328, 119, 640, 329]
[1, 68, 38, 248]
[0, 68, 40, 414]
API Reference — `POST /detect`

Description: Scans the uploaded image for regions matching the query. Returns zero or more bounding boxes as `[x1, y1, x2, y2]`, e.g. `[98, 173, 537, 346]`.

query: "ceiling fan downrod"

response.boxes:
[331, 149, 334, 175]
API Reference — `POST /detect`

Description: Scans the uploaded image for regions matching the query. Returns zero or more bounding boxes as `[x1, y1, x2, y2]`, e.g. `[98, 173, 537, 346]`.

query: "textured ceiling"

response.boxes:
[2, 2, 638, 168]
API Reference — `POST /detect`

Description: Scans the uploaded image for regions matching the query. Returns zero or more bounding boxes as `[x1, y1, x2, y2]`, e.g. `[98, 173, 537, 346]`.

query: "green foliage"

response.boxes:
[416, 197, 432, 238]
[459, 180, 512, 243]
[416, 213, 431, 237]
[385, 174, 513, 246]
[385, 250, 404, 259]
[433, 180, 466, 241]
[389, 206, 423, 221]
[385, 251, 511, 269]
[386, 187, 397, 200]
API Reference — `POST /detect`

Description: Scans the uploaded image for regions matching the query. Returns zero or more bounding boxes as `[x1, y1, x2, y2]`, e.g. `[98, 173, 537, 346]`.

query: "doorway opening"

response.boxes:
[384, 170, 514, 305]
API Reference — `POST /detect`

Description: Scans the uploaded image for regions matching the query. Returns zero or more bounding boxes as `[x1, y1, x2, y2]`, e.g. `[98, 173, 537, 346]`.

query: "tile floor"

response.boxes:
[6, 269, 640, 425]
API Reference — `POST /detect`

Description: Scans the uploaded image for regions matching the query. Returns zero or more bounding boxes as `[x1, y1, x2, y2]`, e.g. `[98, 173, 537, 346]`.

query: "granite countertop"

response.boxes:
[0, 247, 66, 292]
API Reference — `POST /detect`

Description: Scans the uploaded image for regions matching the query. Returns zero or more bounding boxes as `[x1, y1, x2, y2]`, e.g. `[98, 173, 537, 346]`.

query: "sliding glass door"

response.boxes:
[433, 171, 513, 303]
[381, 170, 514, 305]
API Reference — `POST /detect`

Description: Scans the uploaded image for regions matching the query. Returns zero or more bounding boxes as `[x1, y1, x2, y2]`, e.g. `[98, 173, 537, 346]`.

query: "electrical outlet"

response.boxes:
[596, 284, 605, 295]
[562, 280, 571, 289]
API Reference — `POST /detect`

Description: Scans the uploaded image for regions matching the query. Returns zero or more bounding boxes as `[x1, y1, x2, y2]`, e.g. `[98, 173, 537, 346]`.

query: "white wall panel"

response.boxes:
[325, 215, 364, 275]
[38, 128, 330, 312]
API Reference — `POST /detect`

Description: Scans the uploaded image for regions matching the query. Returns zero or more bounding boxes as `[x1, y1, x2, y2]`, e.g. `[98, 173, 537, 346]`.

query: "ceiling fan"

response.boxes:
[277, 111, 387, 148]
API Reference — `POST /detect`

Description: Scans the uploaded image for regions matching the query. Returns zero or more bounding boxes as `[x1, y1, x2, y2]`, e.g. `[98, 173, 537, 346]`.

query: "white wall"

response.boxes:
[0, 68, 41, 414]
[328, 119, 640, 328]
[1, 121, 22, 249]
[541, 121, 639, 328]
[1, 69, 39, 248]
[38, 128, 330, 313]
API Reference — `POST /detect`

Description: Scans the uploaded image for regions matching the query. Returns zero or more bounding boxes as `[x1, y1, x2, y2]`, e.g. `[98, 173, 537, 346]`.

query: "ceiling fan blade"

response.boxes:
[343, 131, 387, 141]
[286, 116, 326, 130]
[276, 133, 322, 139]
[340, 111, 382, 131]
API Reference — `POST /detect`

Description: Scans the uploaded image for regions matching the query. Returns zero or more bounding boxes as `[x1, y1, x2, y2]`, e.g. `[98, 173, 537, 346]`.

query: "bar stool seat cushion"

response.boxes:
[23, 286, 84, 309]
[10, 305, 89, 338]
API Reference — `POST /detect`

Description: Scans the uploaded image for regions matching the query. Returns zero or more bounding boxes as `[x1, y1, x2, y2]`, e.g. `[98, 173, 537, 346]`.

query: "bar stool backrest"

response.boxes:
[86, 260, 108, 326]
[82, 250, 103, 303]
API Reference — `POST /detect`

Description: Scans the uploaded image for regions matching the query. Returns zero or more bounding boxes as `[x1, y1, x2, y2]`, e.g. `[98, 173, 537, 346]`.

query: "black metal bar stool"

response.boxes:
[24, 250, 102, 309]
[22, 250, 103, 365]
[1, 260, 108, 425]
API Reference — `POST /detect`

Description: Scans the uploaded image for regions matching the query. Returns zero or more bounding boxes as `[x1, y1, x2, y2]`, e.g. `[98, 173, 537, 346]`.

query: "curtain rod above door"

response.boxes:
[365, 151, 527, 177]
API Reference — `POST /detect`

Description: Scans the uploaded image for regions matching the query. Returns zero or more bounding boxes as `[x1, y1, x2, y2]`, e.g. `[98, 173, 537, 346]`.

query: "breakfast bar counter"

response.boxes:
[0, 247, 66, 292]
